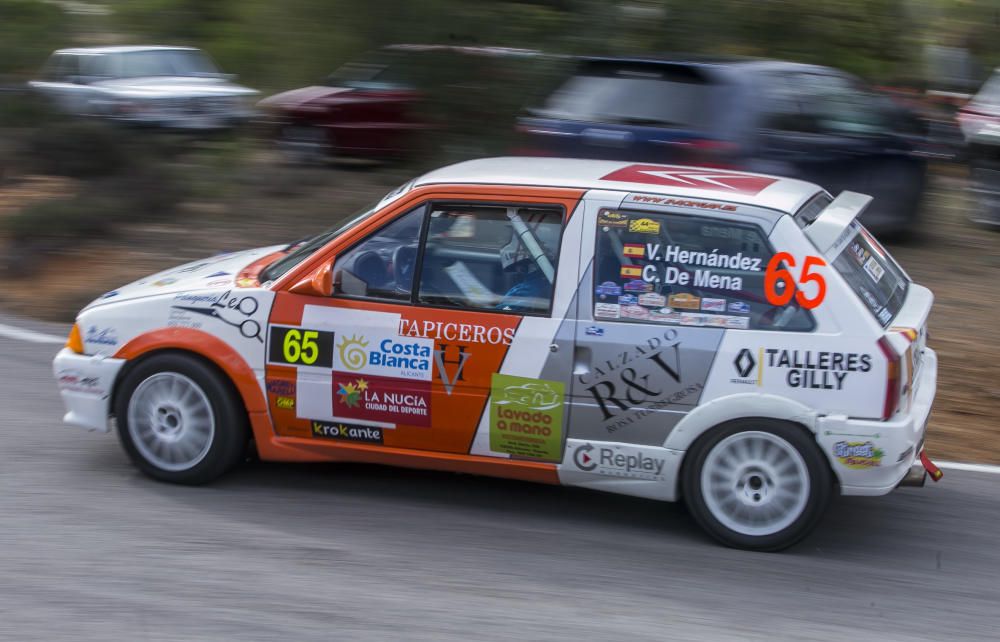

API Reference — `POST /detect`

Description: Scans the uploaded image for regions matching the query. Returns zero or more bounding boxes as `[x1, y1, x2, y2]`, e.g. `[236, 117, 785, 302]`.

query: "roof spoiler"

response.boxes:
[804, 191, 873, 254]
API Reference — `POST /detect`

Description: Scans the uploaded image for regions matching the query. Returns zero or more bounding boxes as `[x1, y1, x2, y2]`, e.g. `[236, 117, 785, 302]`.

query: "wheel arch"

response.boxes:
[665, 393, 818, 453]
[111, 328, 267, 421]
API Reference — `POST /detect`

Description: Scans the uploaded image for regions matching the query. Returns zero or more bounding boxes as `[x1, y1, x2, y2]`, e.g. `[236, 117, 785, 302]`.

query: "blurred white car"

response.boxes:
[29, 45, 258, 129]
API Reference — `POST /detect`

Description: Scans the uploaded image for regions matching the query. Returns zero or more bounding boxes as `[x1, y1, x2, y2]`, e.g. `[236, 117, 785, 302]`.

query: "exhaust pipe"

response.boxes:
[898, 461, 927, 487]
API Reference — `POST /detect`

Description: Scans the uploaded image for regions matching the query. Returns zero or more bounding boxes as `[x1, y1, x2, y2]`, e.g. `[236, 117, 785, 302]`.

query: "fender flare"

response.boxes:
[113, 327, 268, 417]
[664, 393, 818, 452]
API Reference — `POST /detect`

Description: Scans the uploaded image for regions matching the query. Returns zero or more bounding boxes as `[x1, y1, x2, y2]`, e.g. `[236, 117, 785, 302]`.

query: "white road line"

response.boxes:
[0, 323, 65, 344]
[936, 461, 1000, 475]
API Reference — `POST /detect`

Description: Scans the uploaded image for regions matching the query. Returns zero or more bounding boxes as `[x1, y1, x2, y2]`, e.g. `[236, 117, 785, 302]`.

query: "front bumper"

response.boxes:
[816, 347, 938, 496]
[52, 348, 126, 432]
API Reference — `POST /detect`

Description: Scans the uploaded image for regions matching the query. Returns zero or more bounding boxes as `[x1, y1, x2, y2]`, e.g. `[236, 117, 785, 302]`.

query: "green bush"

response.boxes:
[23, 119, 132, 178]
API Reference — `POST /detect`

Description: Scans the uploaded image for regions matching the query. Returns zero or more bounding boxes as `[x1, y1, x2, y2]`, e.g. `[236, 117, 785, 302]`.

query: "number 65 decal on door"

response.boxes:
[764, 253, 827, 309]
[268, 326, 335, 368]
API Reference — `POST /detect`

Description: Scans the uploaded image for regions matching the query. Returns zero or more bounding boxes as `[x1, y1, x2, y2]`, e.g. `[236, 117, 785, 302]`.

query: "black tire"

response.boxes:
[682, 418, 833, 552]
[114, 352, 249, 485]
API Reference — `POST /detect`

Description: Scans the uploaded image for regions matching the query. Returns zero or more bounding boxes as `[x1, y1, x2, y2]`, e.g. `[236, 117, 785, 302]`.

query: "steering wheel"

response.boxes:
[392, 245, 418, 292]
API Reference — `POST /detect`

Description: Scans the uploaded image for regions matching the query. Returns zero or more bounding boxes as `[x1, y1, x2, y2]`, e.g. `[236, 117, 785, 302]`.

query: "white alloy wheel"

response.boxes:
[127, 372, 216, 472]
[699, 430, 810, 537]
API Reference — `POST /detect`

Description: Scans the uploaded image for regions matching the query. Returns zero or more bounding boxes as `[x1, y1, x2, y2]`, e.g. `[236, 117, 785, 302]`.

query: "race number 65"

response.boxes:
[268, 326, 335, 368]
[764, 252, 827, 309]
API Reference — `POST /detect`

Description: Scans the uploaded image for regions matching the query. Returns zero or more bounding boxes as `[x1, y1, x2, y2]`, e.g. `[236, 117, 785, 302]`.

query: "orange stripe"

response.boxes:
[265, 436, 560, 483]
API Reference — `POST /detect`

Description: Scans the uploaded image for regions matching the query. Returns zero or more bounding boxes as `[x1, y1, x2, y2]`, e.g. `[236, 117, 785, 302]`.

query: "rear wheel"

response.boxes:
[114, 353, 248, 485]
[682, 419, 832, 551]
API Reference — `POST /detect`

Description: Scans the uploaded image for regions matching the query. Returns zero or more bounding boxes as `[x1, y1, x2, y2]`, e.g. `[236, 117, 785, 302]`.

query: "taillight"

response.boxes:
[877, 336, 901, 420]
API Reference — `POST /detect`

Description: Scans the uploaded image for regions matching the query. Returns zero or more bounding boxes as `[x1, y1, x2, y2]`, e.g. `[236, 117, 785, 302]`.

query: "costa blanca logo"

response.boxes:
[334, 331, 433, 381]
[337, 335, 369, 371]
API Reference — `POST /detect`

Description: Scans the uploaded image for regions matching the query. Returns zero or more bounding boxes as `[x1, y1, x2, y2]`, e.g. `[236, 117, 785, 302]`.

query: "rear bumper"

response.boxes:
[816, 347, 938, 496]
[52, 348, 126, 433]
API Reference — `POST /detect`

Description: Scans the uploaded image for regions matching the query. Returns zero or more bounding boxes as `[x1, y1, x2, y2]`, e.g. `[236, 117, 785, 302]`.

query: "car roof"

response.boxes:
[53, 45, 199, 55]
[414, 157, 825, 213]
[577, 55, 838, 76]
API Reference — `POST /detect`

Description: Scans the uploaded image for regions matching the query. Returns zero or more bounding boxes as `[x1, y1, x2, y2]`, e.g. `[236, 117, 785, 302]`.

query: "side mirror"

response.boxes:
[289, 260, 333, 297]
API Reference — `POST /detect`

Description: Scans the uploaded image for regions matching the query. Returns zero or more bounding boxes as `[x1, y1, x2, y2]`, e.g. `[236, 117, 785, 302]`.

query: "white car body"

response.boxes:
[52, 157, 938, 548]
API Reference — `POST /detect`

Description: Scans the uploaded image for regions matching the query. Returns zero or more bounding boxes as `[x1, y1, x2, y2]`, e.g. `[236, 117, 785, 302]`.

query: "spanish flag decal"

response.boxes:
[623, 243, 645, 258]
[620, 265, 642, 279]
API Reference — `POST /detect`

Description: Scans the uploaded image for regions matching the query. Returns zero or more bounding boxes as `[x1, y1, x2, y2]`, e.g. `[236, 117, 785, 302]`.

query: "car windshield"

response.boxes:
[534, 63, 716, 128]
[832, 221, 909, 327]
[114, 49, 219, 78]
[259, 202, 382, 284]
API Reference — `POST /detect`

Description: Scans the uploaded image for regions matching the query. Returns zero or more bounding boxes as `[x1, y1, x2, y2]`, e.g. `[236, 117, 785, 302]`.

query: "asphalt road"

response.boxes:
[2, 314, 998, 641]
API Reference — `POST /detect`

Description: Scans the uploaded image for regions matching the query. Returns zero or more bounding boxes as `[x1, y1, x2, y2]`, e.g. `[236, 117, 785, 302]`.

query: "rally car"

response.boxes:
[53, 158, 939, 551]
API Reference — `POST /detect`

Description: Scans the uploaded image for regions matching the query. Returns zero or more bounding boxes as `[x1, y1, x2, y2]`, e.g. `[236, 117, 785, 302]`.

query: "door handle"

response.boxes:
[572, 345, 592, 376]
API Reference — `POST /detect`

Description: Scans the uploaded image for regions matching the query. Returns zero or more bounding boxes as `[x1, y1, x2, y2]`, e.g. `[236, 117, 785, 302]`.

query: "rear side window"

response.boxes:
[592, 209, 813, 331]
[832, 222, 909, 326]
[538, 62, 715, 129]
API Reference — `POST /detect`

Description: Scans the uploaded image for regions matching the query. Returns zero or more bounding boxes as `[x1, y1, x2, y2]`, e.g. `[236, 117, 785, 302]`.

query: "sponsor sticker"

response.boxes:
[276, 396, 295, 410]
[628, 218, 661, 234]
[333, 374, 431, 427]
[595, 281, 623, 297]
[490, 374, 564, 461]
[668, 293, 700, 310]
[585, 326, 605, 336]
[311, 420, 384, 444]
[266, 379, 296, 396]
[621, 304, 650, 320]
[727, 301, 751, 314]
[724, 316, 750, 329]
[864, 256, 885, 283]
[623, 280, 652, 293]
[679, 312, 708, 326]
[594, 303, 621, 319]
[333, 332, 434, 381]
[637, 292, 666, 308]
[833, 441, 883, 469]
[618, 294, 638, 306]
[731, 348, 873, 389]
[598, 210, 629, 228]
[571, 442, 667, 481]
[85, 326, 118, 347]
[649, 308, 681, 323]
[57, 370, 103, 395]
[701, 297, 726, 312]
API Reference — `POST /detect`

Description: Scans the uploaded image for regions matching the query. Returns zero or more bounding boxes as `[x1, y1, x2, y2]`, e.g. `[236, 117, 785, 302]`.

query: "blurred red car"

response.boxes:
[257, 44, 548, 164]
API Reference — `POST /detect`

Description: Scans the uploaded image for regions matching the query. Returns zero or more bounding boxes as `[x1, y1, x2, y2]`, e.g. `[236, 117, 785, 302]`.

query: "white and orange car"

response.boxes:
[53, 158, 940, 550]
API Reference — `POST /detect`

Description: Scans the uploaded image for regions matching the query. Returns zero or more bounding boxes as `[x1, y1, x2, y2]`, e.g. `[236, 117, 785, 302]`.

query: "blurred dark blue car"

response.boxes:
[516, 56, 929, 234]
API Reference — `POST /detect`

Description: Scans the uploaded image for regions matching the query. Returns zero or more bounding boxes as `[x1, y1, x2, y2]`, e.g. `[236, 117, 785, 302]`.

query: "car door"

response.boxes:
[265, 190, 583, 463]
[565, 197, 815, 447]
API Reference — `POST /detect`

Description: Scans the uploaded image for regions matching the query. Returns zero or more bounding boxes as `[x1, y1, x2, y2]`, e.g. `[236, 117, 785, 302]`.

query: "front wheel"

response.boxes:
[114, 353, 249, 485]
[682, 419, 832, 551]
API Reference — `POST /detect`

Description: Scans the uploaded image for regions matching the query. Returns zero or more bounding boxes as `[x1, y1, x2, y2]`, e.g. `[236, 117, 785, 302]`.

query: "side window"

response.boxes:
[332, 205, 426, 302]
[417, 205, 563, 315]
[797, 74, 888, 136]
[60, 54, 80, 81]
[592, 209, 813, 331]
